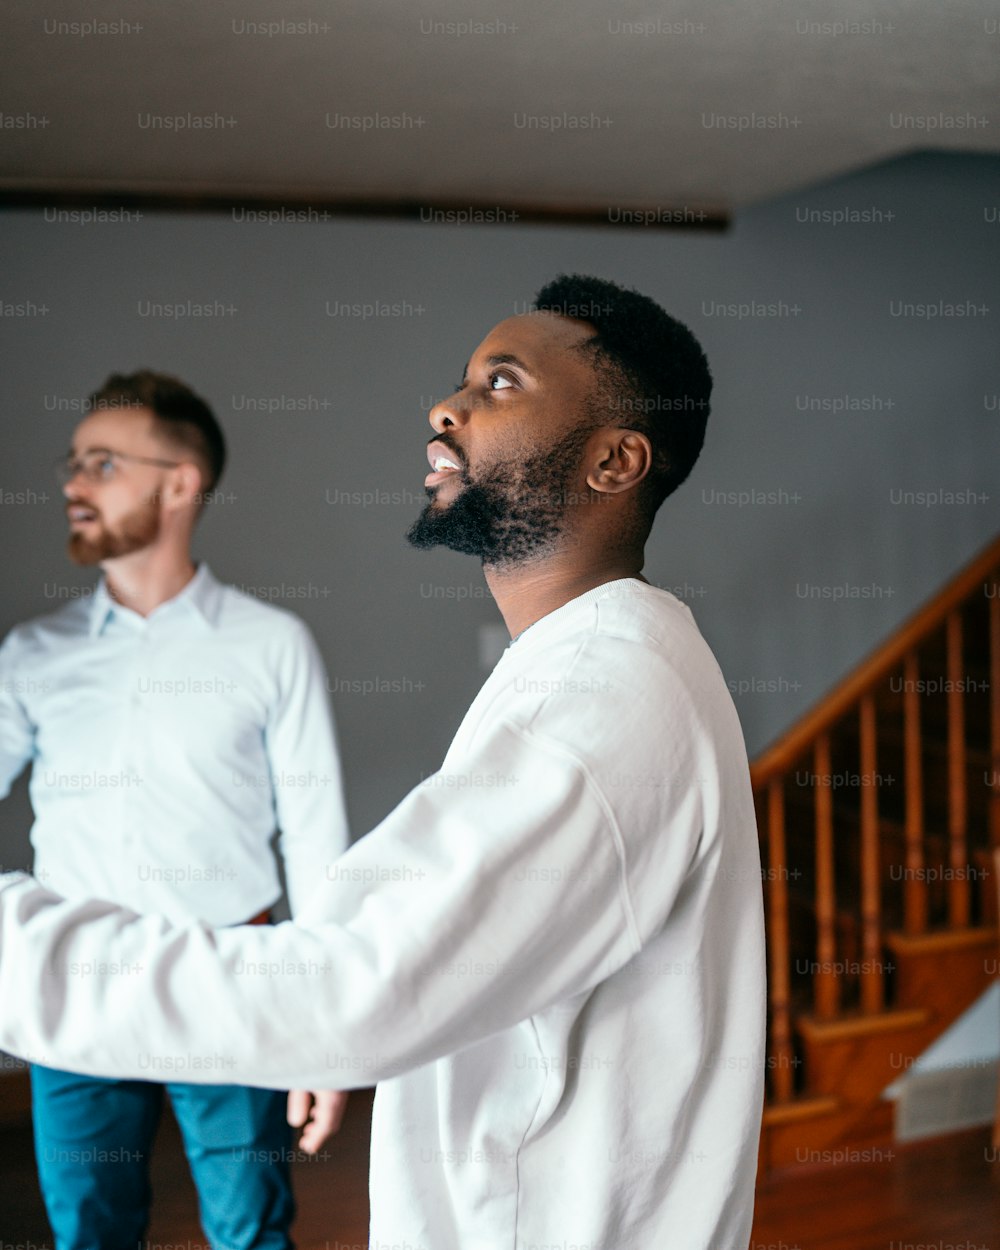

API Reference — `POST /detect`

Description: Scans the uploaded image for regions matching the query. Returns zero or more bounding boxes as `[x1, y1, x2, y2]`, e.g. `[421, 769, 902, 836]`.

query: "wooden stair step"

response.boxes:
[761, 1007, 936, 1168]
[761, 1093, 840, 1128]
[796, 1005, 929, 1045]
[795, 1007, 939, 1112]
[884, 922, 1000, 957]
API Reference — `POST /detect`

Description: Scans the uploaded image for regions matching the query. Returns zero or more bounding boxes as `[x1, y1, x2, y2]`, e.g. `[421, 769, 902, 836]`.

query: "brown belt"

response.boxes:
[246, 908, 271, 926]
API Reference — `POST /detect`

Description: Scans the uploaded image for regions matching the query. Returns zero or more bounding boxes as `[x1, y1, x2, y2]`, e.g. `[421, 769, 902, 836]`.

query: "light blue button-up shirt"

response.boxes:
[0, 564, 349, 924]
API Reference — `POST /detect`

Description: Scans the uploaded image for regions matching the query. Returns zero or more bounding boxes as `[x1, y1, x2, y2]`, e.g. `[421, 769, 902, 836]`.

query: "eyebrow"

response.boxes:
[460, 352, 537, 386]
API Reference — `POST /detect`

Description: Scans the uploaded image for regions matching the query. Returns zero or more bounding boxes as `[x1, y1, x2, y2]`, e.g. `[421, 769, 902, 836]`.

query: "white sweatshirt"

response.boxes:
[0, 577, 766, 1250]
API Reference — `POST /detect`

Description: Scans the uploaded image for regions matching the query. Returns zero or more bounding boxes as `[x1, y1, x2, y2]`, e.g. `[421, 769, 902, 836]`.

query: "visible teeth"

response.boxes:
[434, 456, 459, 472]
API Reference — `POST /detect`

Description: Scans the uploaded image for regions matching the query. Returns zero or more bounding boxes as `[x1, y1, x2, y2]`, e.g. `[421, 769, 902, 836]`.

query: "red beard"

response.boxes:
[68, 499, 161, 565]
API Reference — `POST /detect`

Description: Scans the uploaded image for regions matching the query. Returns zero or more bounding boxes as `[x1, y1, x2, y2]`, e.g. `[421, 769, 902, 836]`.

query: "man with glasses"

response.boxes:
[0, 371, 350, 1250]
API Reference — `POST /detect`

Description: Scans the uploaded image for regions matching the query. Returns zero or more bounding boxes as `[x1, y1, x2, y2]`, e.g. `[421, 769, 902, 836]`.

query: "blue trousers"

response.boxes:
[30, 1064, 296, 1250]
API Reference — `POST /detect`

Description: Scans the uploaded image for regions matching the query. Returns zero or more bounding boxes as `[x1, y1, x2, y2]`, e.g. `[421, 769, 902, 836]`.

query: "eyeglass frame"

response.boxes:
[54, 447, 183, 486]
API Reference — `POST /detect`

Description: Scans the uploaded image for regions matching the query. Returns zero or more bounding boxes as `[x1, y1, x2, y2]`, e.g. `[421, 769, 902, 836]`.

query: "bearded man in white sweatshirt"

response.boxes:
[0, 273, 766, 1250]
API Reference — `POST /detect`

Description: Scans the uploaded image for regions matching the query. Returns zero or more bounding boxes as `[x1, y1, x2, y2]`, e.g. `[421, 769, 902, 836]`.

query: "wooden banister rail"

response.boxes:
[751, 534, 1000, 789]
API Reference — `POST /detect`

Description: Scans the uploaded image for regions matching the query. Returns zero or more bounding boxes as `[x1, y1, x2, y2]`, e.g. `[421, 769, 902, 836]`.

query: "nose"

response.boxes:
[428, 391, 469, 434]
[62, 466, 90, 499]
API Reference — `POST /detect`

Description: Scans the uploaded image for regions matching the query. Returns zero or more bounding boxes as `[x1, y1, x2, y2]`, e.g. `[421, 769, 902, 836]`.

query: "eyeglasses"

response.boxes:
[54, 448, 181, 486]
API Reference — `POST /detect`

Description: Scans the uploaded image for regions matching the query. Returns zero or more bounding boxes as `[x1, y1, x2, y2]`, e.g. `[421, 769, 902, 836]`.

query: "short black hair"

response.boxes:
[533, 274, 711, 514]
[87, 369, 226, 493]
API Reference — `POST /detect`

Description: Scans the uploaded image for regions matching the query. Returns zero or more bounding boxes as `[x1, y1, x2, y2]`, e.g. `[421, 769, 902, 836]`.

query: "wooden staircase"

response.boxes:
[753, 534, 1000, 1171]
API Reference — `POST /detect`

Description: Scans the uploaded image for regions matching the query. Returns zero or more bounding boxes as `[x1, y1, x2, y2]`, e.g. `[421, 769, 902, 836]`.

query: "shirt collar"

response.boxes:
[88, 563, 223, 637]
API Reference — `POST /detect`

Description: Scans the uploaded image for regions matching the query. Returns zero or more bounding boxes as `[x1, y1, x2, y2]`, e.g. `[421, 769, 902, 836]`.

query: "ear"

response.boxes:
[585, 429, 652, 496]
[159, 461, 204, 514]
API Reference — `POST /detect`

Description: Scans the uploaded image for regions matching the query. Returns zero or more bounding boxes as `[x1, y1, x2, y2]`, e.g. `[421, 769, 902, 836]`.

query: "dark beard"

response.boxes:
[406, 425, 596, 568]
[68, 498, 161, 566]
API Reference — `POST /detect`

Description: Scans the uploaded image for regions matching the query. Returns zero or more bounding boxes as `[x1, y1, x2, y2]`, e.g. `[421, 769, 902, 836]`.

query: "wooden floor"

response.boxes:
[1, 1088, 997, 1249]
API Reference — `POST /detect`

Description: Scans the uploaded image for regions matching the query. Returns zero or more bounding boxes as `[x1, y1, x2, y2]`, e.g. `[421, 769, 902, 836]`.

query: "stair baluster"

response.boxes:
[902, 650, 927, 935]
[989, 586, 1000, 856]
[814, 734, 838, 1019]
[859, 694, 883, 1012]
[766, 778, 795, 1102]
[946, 610, 970, 927]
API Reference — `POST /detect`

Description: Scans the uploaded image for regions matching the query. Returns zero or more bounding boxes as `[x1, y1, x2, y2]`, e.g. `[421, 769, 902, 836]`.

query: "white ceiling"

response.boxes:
[1, 0, 997, 215]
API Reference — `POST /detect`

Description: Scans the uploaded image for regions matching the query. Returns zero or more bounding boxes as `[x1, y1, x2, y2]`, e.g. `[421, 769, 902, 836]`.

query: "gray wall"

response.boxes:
[1, 150, 998, 865]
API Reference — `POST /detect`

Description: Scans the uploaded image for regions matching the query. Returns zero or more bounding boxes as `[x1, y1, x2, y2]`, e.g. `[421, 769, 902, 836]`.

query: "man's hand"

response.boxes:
[287, 1088, 349, 1153]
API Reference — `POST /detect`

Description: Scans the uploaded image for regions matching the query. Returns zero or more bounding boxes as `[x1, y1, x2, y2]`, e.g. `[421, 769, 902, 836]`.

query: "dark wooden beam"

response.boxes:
[0, 187, 730, 231]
